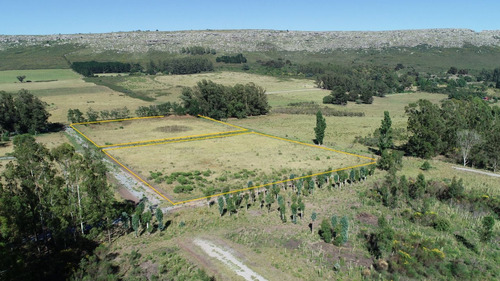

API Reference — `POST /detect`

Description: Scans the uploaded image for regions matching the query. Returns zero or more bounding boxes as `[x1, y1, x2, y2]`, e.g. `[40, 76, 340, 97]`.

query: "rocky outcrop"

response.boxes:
[2, 29, 500, 53]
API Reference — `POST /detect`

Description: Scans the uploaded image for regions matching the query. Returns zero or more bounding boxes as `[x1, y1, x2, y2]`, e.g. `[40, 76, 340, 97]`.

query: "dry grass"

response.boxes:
[74, 115, 241, 147]
[107, 132, 368, 202]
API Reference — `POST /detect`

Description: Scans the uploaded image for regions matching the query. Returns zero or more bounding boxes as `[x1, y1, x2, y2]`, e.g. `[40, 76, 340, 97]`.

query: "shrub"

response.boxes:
[319, 219, 332, 243]
[432, 217, 451, 231]
[481, 216, 495, 242]
[420, 161, 431, 171]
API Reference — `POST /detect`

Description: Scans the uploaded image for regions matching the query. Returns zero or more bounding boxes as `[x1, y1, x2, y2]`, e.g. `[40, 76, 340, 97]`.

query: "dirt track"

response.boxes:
[194, 238, 268, 281]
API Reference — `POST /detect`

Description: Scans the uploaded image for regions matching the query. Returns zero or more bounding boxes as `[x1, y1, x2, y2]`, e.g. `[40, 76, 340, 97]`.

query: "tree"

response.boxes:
[217, 196, 225, 216]
[310, 211, 317, 233]
[340, 216, 349, 245]
[298, 197, 305, 219]
[378, 111, 393, 152]
[481, 216, 495, 242]
[17, 75, 26, 83]
[314, 110, 326, 145]
[132, 214, 140, 237]
[265, 192, 274, 212]
[405, 99, 445, 158]
[142, 210, 153, 233]
[291, 201, 298, 224]
[331, 86, 348, 105]
[155, 208, 164, 231]
[320, 218, 332, 243]
[457, 130, 482, 166]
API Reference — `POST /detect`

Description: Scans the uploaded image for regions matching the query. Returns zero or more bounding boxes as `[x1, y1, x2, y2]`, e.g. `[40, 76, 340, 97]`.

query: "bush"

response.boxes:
[420, 161, 431, 171]
[432, 217, 451, 231]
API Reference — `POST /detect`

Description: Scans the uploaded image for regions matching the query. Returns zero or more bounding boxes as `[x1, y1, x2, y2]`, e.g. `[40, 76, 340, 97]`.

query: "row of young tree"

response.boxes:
[67, 107, 130, 123]
[146, 57, 213, 75]
[71, 61, 133, 77]
[181, 79, 270, 119]
[0, 90, 50, 134]
[0, 136, 123, 280]
[215, 165, 376, 220]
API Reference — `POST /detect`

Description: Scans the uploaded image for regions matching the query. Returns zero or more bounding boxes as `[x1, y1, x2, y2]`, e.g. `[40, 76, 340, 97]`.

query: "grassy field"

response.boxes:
[107, 132, 371, 203]
[0, 69, 81, 83]
[89, 71, 317, 103]
[74, 115, 244, 147]
[0, 69, 152, 123]
[232, 92, 448, 155]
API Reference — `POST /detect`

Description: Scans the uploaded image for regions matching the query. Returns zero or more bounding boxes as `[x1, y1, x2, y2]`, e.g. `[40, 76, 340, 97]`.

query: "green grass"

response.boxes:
[0, 44, 78, 70]
[0, 69, 80, 84]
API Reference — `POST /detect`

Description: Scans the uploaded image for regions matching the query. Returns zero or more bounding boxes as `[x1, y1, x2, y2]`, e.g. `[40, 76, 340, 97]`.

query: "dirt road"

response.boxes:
[194, 238, 268, 281]
[452, 166, 500, 178]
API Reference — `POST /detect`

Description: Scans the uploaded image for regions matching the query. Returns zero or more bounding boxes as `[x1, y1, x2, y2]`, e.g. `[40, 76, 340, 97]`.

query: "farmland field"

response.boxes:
[0, 69, 152, 123]
[106, 132, 373, 203]
[93, 71, 318, 103]
[73, 115, 245, 147]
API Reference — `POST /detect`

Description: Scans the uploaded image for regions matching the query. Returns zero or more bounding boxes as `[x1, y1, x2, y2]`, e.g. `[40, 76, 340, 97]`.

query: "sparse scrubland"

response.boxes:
[0, 29, 499, 281]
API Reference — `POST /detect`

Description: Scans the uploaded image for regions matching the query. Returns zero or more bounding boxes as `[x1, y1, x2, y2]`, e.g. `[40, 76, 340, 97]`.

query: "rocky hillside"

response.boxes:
[1, 29, 500, 54]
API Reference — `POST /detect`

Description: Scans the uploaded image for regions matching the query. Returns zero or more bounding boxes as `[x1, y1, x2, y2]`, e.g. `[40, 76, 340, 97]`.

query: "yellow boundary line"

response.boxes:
[104, 131, 251, 151]
[103, 150, 175, 205]
[102, 129, 375, 205]
[70, 114, 248, 148]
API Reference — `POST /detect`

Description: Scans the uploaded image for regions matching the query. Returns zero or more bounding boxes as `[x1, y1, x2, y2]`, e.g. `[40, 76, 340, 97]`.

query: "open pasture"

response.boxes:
[109, 71, 317, 103]
[0, 69, 152, 123]
[105, 131, 373, 204]
[233, 92, 448, 153]
[73, 115, 245, 147]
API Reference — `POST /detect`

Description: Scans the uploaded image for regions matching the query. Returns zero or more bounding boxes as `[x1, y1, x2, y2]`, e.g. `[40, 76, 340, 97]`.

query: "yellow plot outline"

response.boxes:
[70, 114, 247, 148]
[102, 129, 376, 205]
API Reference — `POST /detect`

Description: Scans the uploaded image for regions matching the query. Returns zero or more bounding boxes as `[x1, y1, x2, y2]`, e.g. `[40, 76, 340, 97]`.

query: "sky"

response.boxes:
[1, 0, 500, 35]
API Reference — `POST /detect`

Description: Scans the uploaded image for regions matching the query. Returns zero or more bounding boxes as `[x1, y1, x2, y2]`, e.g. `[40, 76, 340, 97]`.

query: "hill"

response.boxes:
[2, 29, 500, 53]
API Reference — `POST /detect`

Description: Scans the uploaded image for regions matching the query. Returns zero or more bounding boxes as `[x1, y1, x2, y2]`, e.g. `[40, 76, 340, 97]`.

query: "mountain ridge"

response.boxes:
[2, 28, 500, 54]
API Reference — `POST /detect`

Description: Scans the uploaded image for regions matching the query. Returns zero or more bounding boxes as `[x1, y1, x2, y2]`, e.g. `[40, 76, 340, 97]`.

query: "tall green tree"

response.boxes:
[314, 110, 326, 145]
[378, 111, 393, 151]
[155, 208, 164, 231]
[405, 99, 445, 158]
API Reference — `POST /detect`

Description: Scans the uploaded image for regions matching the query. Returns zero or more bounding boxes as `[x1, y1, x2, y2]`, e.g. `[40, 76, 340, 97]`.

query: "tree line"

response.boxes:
[216, 53, 247, 64]
[71, 61, 132, 77]
[0, 90, 50, 134]
[180, 46, 216, 55]
[319, 65, 413, 105]
[0, 137, 121, 280]
[146, 57, 213, 75]
[181, 79, 270, 119]
[405, 97, 500, 171]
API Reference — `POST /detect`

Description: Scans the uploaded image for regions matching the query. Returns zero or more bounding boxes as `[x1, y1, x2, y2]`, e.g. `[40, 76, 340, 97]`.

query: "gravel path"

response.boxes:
[452, 166, 500, 178]
[194, 239, 267, 281]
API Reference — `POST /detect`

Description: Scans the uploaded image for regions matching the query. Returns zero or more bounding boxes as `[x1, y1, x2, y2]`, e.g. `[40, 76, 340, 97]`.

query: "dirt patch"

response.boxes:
[283, 238, 302, 250]
[312, 241, 372, 268]
[117, 186, 139, 203]
[154, 125, 192, 133]
[140, 260, 158, 280]
[247, 209, 264, 217]
[356, 212, 378, 226]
